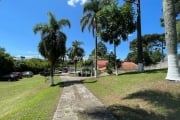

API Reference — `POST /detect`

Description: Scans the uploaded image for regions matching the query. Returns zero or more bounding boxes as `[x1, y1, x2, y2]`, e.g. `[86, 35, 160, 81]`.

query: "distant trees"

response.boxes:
[33, 12, 71, 86]
[125, 34, 165, 65]
[89, 41, 108, 60]
[14, 58, 49, 74]
[67, 40, 84, 72]
[0, 47, 14, 75]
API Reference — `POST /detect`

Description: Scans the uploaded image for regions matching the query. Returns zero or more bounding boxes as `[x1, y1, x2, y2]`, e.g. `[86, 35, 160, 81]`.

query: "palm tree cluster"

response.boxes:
[67, 40, 84, 73]
[81, 0, 136, 76]
[32, 0, 180, 85]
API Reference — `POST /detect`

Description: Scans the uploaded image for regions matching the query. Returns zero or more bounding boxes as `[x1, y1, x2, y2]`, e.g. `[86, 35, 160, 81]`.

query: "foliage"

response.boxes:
[81, 0, 114, 77]
[97, 2, 136, 44]
[126, 34, 165, 65]
[0, 75, 61, 120]
[14, 58, 49, 74]
[33, 12, 71, 85]
[67, 40, 84, 60]
[0, 47, 14, 75]
[89, 41, 108, 59]
[67, 40, 85, 72]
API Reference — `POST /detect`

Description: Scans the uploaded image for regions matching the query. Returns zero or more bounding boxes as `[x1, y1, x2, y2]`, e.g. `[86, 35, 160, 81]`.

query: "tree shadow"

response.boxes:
[54, 79, 97, 87]
[77, 106, 116, 120]
[123, 89, 180, 120]
[119, 68, 167, 75]
[108, 105, 165, 120]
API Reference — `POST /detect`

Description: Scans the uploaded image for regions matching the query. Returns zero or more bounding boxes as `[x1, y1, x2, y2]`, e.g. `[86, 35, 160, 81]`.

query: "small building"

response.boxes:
[97, 60, 108, 71]
[121, 62, 137, 71]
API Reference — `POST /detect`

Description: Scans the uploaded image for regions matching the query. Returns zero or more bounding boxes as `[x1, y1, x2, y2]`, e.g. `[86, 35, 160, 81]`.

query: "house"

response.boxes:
[121, 62, 137, 70]
[97, 60, 108, 71]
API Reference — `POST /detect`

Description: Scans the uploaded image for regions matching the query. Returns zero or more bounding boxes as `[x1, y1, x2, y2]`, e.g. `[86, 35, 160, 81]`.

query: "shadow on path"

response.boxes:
[54, 79, 97, 87]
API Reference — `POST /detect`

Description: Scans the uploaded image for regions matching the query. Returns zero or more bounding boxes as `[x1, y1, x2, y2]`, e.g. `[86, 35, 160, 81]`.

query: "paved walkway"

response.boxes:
[52, 74, 116, 120]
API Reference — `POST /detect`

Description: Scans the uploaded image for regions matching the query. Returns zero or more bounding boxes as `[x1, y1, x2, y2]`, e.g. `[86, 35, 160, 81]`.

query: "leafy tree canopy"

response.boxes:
[0, 47, 14, 75]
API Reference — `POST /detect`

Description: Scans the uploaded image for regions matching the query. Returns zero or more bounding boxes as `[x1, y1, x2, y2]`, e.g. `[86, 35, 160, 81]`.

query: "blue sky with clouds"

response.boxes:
[0, 0, 164, 60]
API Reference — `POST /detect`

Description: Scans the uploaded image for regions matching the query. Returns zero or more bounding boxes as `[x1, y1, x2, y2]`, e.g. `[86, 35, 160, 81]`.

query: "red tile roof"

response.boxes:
[121, 62, 137, 70]
[97, 60, 108, 71]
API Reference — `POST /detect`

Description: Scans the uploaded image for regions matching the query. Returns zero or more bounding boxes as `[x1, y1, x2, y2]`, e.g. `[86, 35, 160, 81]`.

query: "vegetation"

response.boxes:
[89, 41, 108, 60]
[97, 2, 136, 75]
[33, 12, 71, 86]
[0, 75, 61, 120]
[0, 47, 14, 75]
[125, 34, 165, 65]
[84, 69, 180, 120]
[14, 58, 49, 74]
[80, 0, 113, 77]
[67, 40, 85, 72]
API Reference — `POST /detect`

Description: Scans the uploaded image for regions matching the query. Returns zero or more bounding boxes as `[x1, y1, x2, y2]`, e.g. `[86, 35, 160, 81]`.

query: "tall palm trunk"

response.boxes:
[163, 0, 180, 81]
[114, 43, 118, 76]
[50, 63, 54, 86]
[94, 35, 98, 77]
[94, 18, 98, 78]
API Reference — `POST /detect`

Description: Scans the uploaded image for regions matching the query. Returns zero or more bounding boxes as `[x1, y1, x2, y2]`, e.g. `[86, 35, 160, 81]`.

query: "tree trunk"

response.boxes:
[114, 43, 118, 76]
[50, 64, 54, 86]
[163, 0, 180, 81]
[137, 0, 144, 72]
[74, 60, 77, 73]
[94, 36, 98, 78]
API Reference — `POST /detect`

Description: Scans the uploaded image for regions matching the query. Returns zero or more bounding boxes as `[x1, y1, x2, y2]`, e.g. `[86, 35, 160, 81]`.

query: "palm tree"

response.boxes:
[163, 0, 180, 81]
[97, 3, 136, 75]
[67, 40, 84, 73]
[80, 0, 112, 77]
[33, 12, 71, 86]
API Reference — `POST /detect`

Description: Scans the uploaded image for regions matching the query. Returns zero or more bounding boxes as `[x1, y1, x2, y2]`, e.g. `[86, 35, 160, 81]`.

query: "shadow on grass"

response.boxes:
[108, 105, 164, 120]
[122, 89, 180, 120]
[119, 68, 167, 76]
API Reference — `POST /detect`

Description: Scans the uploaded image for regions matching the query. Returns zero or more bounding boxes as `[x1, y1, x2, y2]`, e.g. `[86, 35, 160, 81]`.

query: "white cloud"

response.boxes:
[67, 0, 88, 7]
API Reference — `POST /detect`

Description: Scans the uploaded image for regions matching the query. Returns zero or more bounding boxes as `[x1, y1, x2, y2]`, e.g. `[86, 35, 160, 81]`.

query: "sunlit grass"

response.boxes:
[0, 75, 61, 120]
[84, 69, 180, 120]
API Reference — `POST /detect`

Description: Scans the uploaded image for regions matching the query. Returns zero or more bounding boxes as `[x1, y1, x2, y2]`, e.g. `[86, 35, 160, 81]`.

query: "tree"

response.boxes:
[163, 0, 180, 81]
[97, 2, 136, 75]
[0, 47, 14, 75]
[80, 0, 113, 77]
[33, 12, 71, 86]
[126, 34, 165, 65]
[89, 41, 108, 59]
[67, 40, 84, 72]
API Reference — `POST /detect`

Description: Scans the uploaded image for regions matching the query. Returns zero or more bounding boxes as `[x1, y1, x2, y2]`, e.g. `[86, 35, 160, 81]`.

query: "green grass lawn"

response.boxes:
[0, 75, 61, 120]
[84, 69, 180, 120]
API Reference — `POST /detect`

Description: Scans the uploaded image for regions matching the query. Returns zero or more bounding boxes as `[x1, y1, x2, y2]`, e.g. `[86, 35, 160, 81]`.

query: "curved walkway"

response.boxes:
[53, 74, 116, 120]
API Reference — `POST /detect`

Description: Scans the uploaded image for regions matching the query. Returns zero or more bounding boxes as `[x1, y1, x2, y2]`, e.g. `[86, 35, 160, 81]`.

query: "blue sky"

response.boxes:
[0, 0, 164, 60]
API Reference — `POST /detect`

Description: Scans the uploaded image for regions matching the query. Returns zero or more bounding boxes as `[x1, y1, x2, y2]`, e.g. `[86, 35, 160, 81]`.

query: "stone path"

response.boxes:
[52, 74, 116, 120]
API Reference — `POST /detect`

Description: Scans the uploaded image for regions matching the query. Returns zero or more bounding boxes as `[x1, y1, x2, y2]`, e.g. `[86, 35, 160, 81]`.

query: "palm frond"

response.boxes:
[33, 24, 49, 34]
[83, 0, 99, 14]
[58, 19, 71, 29]
[48, 12, 59, 31]
[80, 13, 94, 32]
